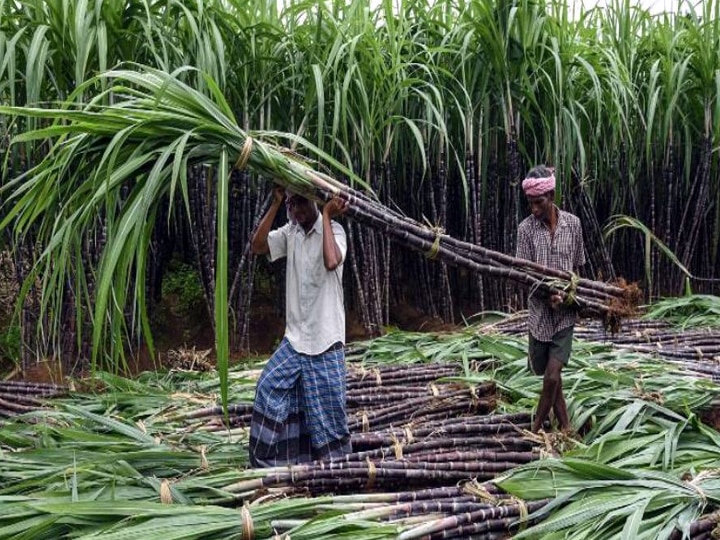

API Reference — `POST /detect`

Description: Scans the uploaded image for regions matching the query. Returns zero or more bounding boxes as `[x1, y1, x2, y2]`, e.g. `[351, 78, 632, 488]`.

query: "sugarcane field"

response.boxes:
[3, 0, 720, 538]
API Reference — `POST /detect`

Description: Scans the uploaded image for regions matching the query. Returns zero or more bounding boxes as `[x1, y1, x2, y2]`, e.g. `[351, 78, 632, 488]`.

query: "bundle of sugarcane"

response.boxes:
[346, 363, 496, 432]
[309, 182, 641, 323]
[347, 384, 496, 433]
[174, 363, 499, 436]
[268, 484, 549, 540]
[668, 513, 720, 540]
[224, 410, 543, 497]
[0, 381, 67, 418]
[347, 363, 461, 390]
[488, 312, 720, 382]
[1, 67, 639, 333]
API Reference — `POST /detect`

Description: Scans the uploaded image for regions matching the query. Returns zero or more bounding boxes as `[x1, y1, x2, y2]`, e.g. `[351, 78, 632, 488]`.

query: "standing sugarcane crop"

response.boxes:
[249, 187, 351, 466]
[516, 165, 586, 433]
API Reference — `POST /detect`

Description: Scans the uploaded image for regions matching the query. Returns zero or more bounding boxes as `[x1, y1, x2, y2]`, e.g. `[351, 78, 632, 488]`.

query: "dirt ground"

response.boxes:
[8, 295, 464, 385]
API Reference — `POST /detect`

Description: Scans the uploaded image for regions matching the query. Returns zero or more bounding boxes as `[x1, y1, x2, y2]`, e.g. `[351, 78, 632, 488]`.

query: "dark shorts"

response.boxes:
[528, 325, 574, 375]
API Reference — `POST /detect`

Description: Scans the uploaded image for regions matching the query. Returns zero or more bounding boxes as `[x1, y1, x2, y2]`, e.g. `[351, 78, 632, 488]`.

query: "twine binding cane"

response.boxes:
[240, 504, 255, 540]
[160, 479, 173, 504]
[361, 410, 370, 433]
[424, 226, 445, 260]
[563, 272, 580, 307]
[461, 479, 497, 504]
[234, 137, 254, 171]
[390, 433, 404, 460]
[365, 457, 377, 489]
[500, 496, 529, 532]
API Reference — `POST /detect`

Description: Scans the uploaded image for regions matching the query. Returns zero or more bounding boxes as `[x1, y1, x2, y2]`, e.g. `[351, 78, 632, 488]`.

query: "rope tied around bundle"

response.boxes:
[366, 457, 377, 489]
[683, 470, 720, 506]
[361, 410, 370, 433]
[234, 137, 254, 171]
[160, 479, 173, 504]
[240, 504, 255, 540]
[469, 384, 479, 407]
[424, 224, 445, 260]
[199, 445, 209, 470]
[562, 272, 580, 306]
[498, 495, 529, 531]
[391, 432, 404, 460]
[461, 479, 498, 504]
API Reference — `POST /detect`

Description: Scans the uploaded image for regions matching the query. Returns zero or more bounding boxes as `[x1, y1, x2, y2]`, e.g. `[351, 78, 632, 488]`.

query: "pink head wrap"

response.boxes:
[522, 174, 555, 197]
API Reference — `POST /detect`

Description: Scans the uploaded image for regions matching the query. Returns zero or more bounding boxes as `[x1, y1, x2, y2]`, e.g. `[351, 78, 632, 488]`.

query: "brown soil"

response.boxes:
[700, 407, 720, 432]
[390, 303, 459, 333]
[10, 292, 460, 384]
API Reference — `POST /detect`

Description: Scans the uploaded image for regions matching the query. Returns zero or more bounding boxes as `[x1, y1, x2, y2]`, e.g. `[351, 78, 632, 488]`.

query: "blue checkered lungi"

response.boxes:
[249, 338, 352, 467]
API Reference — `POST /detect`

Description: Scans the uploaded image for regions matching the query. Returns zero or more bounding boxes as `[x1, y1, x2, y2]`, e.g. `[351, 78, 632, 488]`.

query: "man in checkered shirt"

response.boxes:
[516, 165, 586, 433]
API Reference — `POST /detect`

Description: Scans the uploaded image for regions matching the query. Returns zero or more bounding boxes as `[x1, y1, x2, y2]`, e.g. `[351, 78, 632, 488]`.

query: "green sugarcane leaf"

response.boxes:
[215, 149, 229, 414]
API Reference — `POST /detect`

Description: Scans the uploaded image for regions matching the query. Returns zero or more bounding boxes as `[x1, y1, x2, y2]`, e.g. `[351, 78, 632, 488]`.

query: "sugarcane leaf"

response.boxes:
[215, 149, 229, 414]
[59, 405, 157, 445]
[620, 497, 650, 540]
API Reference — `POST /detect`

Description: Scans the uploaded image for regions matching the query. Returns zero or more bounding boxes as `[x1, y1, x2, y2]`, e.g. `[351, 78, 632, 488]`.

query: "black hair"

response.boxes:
[525, 164, 554, 179]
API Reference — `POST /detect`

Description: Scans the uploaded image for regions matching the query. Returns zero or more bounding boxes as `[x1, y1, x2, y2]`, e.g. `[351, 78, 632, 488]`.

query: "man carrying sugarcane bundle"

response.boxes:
[516, 165, 586, 433]
[249, 187, 351, 466]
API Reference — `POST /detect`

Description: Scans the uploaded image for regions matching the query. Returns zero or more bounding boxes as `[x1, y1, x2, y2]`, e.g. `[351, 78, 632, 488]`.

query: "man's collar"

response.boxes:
[531, 206, 567, 228]
[311, 212, 323, 234]
[290, 211, 323, 236]
[294, 212, 322, 235]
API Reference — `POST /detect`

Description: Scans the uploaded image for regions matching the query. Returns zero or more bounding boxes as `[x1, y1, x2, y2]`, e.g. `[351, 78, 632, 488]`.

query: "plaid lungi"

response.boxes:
[249, 338, 352, 467]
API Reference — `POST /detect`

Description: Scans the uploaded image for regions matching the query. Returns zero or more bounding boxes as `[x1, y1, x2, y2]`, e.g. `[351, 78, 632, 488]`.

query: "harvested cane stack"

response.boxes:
[268, 484, 549, 540]
[0, 381, 67, 418]
[212, 364, 549, 495]
[235, 130, 642, 325]
[491, 314, 720, 382]
[223, 123, 640, 320]
[215, 363, 551, 538]
[668, 513, 720, 540]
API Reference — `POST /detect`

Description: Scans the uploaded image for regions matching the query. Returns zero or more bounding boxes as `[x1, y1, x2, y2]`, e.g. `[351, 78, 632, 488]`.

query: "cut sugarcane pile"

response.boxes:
[1, 324, 719, 539]
[266, 484, 550, 540]
[199, 362, 551, 538]
[490, 313, 720, 382]
[226, 410, 540, 496]
[185, 363, 551, 502]
[0, 380, 67, 418]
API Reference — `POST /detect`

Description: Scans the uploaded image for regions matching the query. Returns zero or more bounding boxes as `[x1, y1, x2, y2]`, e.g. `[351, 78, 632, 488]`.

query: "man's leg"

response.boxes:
[532, 357, 563, 432]
[302, 343, 352, 460]
[551, 361, 570, 431]
[249, 339, 303, 467]
[548, 326, 573, 432]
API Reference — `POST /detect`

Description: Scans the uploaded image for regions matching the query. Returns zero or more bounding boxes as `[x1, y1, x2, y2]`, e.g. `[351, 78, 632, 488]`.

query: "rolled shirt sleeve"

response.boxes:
[331, 221, 347, 264]
[267, 223, 290, 262]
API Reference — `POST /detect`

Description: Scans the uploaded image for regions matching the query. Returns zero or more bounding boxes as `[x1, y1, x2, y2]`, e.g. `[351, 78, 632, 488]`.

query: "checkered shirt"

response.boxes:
[516, 208, 586, 341]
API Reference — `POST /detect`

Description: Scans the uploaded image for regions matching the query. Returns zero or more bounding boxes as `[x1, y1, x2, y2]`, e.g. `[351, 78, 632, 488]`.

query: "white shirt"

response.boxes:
[267, 213, 346, 355]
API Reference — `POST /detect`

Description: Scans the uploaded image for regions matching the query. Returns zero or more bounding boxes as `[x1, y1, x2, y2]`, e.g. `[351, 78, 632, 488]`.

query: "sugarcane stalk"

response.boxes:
[314, 179, 629, 299]
[398, 499, 546, 540]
